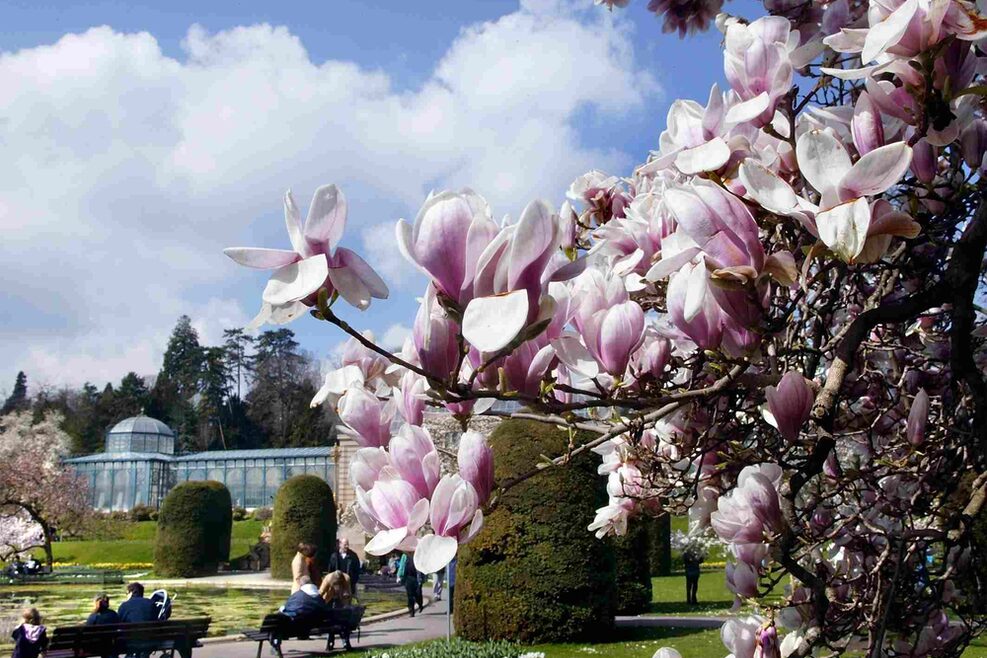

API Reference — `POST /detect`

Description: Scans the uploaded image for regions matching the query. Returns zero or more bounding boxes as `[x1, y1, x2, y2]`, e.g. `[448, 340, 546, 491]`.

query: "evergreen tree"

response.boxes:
[197, 346, 232, 450]
[247, 329, 334, 447]
[116, 372, 150, 417]
[63, 383, 104, 455]
[160, 315, 204, 398]
[222, 328, 254, 400]
[1, 371, 29, 415]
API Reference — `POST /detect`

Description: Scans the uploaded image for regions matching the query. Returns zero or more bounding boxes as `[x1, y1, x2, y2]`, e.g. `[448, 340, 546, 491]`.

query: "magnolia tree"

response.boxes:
[225, 0, 987, 655]
[0, 410, 91, 568]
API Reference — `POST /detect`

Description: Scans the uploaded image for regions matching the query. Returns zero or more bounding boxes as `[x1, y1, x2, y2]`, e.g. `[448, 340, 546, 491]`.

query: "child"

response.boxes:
[11, 607, 48, 658]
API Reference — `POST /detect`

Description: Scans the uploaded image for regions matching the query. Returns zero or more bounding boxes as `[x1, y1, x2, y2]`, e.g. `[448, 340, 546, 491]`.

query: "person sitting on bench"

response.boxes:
[320, 571, 353, 651]
[281, 577, 332, 624]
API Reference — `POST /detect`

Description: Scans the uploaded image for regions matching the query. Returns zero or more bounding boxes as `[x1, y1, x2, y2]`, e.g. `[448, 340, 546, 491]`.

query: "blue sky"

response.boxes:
[0, 0, 763, 392]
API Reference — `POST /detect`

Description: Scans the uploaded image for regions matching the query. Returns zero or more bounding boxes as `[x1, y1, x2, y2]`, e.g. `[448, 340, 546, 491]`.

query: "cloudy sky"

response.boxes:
[1, 0, 761, 394]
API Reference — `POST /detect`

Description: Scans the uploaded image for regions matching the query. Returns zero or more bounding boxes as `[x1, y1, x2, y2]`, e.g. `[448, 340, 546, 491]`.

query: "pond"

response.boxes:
[0, 584, 405, 647]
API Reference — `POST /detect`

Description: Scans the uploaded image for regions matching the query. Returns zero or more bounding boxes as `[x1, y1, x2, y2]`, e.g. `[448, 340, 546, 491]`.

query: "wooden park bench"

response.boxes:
[47, 617, 211, 658]
[244, 607, 365, 658]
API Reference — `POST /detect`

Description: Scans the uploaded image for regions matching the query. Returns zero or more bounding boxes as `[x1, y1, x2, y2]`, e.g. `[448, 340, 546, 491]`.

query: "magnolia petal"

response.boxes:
[328, 265, 371, 310]
[675, 138, 731, 175]
[551, 334, 601, 379]
[261, 255, 329, 305]
[840, 142, 912, 199]
[724, 92, 771, 125]
[284, 190, 310, 257]
[816, 198, 870, 262]
[739, 161, 800, 215]
[408, 497, 430, 532]
[334, 248, 389, 299]
[224, 247, 300, 270]
[413, 534, 459, 574]
[763, 251, 798, 286]
[460, 509, 484, 544]
[796, 130, 851, 196]
[305, 184, 347, 252]
[683, 260, 709, 323]
[645, 246, 702, 281]
[819, 64, 884, 80]
[364, 527, 409, 556]
[862, 0, 919, 63]
[462, 290, 529, 353]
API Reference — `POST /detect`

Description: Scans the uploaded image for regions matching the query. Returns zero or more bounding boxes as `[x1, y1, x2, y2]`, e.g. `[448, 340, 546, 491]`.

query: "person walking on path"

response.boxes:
[398, 553, 423, 617]
[291, 542, 321, 594]
[432, 566, 445, 601]
[683, 549, 702, 604]
[10, 608, 48, 658]
[327, 537, 361, 592]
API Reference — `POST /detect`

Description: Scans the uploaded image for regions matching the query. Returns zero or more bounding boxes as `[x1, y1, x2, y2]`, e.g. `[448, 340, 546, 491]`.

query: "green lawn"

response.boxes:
[648, 571, 734, 617]
[49, 520, 265, 568]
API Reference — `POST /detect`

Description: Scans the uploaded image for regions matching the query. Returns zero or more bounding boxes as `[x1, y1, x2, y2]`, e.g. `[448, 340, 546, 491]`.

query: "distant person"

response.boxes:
[683, 549, 701, 604]
[24, 556, 39, 575]
[291, 542, 321, 594]
[432, 565, 445, 601]
[321, 571, 354, 651]
[86, 593, 120, 625]
[328, 538, 361, 592]
[118, 582, 158, 622]
[398, 553, 423, 617]
[11, 607, 48, 658]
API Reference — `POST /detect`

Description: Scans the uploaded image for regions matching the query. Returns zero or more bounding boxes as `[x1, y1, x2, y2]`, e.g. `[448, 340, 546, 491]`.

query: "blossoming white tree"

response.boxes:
[0, 411, 91, 568]
[226, 1, 987, 655]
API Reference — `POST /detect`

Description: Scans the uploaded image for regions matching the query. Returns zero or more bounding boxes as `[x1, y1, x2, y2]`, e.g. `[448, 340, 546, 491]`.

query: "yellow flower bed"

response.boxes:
[52, 562, 153, 570]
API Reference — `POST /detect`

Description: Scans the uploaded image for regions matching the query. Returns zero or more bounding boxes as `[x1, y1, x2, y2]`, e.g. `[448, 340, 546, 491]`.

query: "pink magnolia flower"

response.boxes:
[740, 130, 916, 262]
[711, 465, 783, 544]
[906, 388, 930, 446]
[723, 17, 796, 127]
[389, 425, 441, 499]
[721, 615, 764, 658]
[458, 431, 495, 505]
[413, 474, 484, 573]
[567, 170, 632, 225]
[361, 478, 429, 556]
[762, 371, 816, 441]
[224, 185, 388, 323]
[582, 301, 647, 377]
[350, 447, 392, 493]
[413, 285, 461, 381]
[726, 560, 760, 599]
[648, 0, 724, 37]
[337, 388, 396, 449]
[396, 371, 427, 426]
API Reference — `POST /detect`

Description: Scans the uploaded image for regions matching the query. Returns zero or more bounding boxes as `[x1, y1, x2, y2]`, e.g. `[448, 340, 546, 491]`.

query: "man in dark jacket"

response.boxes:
[118, 583, 158, 623]
[327, 538, 361, 592]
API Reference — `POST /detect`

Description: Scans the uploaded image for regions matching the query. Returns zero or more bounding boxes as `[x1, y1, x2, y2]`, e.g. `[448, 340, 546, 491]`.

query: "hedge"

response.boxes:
[609, 520, 653, 614]
[153, 481, 232, 577]
[455, 419, 616, 643]
[270, 475, 337, 580]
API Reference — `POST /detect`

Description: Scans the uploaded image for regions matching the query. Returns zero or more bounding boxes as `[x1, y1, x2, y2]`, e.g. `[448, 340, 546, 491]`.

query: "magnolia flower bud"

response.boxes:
[763, 371, 815, 441]
[906, 388, 930, 446]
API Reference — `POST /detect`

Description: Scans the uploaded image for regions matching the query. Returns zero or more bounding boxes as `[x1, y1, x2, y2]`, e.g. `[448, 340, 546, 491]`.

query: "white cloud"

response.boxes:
[0, 2, 659, 389]
[381, 324, 413, 352]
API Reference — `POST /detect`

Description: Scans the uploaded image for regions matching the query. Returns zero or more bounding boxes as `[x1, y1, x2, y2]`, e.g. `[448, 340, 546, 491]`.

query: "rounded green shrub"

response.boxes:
[270, 475, 337, 580]
[153, 481, 232, 577]
[609, 521, 653, 614]
[455, 419, 616, 643]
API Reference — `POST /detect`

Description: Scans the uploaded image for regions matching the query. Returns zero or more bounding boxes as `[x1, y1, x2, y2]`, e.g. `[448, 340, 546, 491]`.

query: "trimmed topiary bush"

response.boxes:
[153, 481, 232, 577]
[455, 419, 616, 643]
[609, 521, 653, 614]
[270, 475, 337, 580]
[648, 513, 673, 576]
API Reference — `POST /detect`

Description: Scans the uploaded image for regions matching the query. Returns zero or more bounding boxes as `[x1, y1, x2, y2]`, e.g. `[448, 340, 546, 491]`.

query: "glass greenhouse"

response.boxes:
[65, 415, 336, 511]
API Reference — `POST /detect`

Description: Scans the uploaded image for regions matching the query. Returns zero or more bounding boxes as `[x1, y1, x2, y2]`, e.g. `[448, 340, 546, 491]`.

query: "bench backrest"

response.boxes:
[50, 617, 211, 654]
